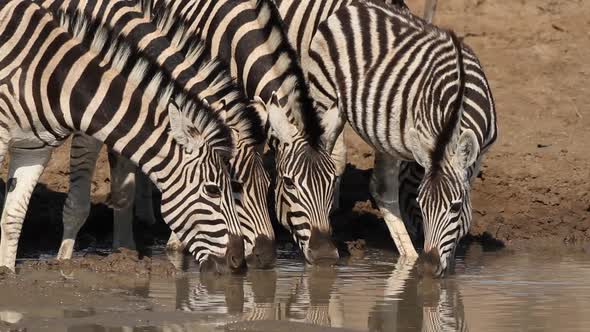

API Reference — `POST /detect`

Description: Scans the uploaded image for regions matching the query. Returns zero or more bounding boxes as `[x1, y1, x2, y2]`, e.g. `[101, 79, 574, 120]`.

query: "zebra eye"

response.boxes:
[204, 185, 221, 198]
[283, 177, 296, 190]
[450, 202, 462, 213]
[231, 181, 243, 193]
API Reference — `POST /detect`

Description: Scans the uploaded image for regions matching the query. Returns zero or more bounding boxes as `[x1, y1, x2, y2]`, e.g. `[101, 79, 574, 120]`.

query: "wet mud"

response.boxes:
[19, 248, 178, 277]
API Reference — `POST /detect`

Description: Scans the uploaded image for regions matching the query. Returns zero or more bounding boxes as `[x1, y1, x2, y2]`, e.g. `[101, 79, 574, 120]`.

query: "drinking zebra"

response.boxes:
[149, 0, 342, 265]
[274, 0, 497, 276]
[301, 2, 497, 276]
[40, 0, 277, 268]
[0, 0, 244, 273]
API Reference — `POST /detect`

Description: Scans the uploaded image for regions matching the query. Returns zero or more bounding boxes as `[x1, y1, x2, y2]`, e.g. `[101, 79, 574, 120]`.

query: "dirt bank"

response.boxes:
[0, 0, 588, 258]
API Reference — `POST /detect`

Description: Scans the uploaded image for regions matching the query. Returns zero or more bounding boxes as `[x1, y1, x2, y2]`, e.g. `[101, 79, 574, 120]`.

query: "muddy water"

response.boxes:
[2, 245, 590, 331]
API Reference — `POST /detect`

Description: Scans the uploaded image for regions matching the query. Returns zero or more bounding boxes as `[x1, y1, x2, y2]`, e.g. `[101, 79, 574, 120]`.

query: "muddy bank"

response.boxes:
[18, 248, 178, 277]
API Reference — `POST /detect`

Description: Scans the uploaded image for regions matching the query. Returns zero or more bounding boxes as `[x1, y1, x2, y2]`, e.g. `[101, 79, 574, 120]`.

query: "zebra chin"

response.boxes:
[199, 234, 247, 275]
[245, 235, 277, 269]
[303, 228, 339, 266]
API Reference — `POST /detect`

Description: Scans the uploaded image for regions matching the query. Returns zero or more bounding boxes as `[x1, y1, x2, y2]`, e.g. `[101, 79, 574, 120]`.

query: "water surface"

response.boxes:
[2, 244, 590, 331]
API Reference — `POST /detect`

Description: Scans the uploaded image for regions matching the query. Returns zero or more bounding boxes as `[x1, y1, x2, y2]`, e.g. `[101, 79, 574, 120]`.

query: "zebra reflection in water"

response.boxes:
[148, 254, 469, 331]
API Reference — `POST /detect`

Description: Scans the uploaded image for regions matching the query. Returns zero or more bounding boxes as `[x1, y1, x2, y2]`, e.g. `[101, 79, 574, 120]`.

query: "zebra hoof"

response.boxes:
[166, 234, 185, 252]
[0, 266, 15, 277]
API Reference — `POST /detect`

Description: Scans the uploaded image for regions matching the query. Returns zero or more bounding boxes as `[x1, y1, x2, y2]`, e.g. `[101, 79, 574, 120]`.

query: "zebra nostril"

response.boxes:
[418, 248, 443, 278]
[230, 255, 241, 268]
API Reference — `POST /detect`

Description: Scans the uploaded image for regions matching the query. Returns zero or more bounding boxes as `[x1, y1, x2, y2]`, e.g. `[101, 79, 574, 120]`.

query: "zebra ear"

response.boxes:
[168, 102, 202, 153]
[407, 128, 431, 169]
[454, 129, 479, 169]
[266, 91, 298, 144]
[321, 98, 346, 153]
[210, 99, 227, 122]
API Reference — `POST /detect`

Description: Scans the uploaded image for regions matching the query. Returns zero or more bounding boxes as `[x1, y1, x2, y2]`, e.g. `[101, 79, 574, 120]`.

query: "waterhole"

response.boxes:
[1, 244, 590, 331]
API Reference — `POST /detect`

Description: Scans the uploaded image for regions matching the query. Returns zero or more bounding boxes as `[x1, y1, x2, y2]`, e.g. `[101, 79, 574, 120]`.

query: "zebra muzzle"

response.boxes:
[246, 235, 277, 269]
[306, 228, 339, 266]
[417, 248, 445, 278]
[226, 234, 247, 273]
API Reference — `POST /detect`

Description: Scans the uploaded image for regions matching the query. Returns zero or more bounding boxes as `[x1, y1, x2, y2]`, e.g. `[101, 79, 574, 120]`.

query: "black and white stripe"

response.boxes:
[151, 0, 340, 265]
[0, 0, 243, 273]
[39, 0, 277, 269]
[301, 1, 496, 277]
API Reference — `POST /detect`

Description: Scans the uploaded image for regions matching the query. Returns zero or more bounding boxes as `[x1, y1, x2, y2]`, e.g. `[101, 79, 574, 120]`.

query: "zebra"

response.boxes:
[149, 0, 342, 265]
[40, 0, 277, 268]
[0, 0, 244, 273]
[301, 2, 497, 277]
[274, 0, 497, 275]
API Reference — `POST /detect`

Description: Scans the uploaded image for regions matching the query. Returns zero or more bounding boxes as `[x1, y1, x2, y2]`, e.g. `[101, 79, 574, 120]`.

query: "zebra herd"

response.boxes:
[0, 0, 496, 278]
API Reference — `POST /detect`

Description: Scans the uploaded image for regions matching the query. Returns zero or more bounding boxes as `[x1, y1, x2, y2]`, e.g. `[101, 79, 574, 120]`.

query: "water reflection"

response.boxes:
[147, 252, 468, 331]
[5, 245, 590, 331]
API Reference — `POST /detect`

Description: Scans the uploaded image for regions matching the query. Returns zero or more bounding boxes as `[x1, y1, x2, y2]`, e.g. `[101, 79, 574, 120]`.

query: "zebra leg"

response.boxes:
[424, 0, 437, 23]
[107, 151, 137, 250]
[57, 134, 102, 260]
[0, 146, 52, 271]
[331, 132, 347, 212]
[369, 152, 418, 258]
[134, 171, 157, 225]
[166, 231, 184, 252]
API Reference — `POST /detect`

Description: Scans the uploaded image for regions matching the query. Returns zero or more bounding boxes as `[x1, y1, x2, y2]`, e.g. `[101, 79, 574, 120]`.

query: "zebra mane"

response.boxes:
[429, 30, 466, 176]
[256, 0, 325, 148]
[143, 0, 266, 146]
[56, 7, 234, 157]
[365, 0, 435, 31]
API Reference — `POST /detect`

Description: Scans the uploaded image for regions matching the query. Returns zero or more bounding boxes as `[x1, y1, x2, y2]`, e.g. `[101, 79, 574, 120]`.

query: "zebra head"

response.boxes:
[228, 134, 276, 269]
[408, 126, 479, 278]
[162, 100, 246, 275]
[261, 92, 339, 265]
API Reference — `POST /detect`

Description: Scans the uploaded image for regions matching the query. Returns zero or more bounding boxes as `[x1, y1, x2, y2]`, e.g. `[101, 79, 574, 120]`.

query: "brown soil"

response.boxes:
[0, 0, 588, 259]
[19, 248, 179, 277]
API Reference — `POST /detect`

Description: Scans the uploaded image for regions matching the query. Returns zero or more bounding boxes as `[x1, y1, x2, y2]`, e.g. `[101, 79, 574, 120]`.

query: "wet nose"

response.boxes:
[418, 247, 443, 278]
[226, 234, 247, 273]
[246, 235, 277, 269]
[306, 228, 339, 266]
